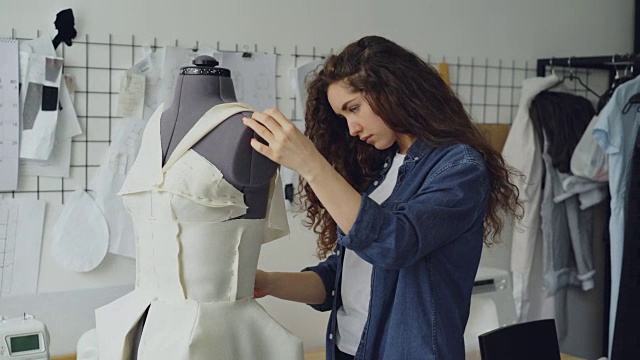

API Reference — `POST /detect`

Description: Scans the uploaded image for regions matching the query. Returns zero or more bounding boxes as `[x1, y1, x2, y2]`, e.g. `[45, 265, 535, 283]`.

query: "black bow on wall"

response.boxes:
[52, 8, 77, 49]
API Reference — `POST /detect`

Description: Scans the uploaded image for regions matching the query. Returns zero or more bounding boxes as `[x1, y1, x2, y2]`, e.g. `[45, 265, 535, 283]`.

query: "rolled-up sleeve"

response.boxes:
[339, 159, 489, 269]
[301, 254, 339, 312]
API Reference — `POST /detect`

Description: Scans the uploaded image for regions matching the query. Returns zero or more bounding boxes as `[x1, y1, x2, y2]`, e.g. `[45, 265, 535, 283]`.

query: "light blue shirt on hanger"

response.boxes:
[593, 75, 640, 358]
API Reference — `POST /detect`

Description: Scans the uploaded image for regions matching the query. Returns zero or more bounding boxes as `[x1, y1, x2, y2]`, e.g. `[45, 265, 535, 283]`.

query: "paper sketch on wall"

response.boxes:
[0, 39, 20, 191]
[232, 71, 245, 99]
[219, 52, 277, 112]
[280, 58, 324, 210]
[0, 198, 46, 297]
[291, 58, 324, 121]
[19, 36, 64, 161]
[52, 189, 109, 272]
[117, 72, 146, 120]
[19, 79, 82, 177]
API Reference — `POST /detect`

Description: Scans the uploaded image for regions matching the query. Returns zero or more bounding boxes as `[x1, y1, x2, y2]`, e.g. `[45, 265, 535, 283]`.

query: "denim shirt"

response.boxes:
[302, 139, 490, 360]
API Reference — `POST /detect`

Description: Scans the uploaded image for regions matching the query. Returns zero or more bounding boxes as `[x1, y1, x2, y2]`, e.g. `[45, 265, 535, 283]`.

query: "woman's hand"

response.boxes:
[253, 270, 327, 304]
[243, 108, 321, 179]
[245, 108, 362, 234]
[254, 269, 271, 299]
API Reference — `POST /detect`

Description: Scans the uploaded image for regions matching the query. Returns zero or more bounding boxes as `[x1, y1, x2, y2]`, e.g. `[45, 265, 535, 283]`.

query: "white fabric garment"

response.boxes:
[555, 174, 608, 210]
[571, 115, 608, 182]
[95, 102, 302, 360]
[501, 74, 559, 320]
[337, 152, 405, 355]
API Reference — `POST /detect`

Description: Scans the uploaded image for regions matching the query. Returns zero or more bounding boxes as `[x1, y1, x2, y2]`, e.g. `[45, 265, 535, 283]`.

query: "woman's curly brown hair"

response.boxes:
[299, 36, 523, 259]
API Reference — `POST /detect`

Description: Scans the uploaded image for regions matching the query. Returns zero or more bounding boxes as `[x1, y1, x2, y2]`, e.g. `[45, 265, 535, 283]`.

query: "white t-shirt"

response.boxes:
[336, 152, 406, 355]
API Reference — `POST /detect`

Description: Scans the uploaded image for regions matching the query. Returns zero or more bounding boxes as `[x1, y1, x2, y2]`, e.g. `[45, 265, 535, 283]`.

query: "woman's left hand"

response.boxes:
[243, 108, 321, 178]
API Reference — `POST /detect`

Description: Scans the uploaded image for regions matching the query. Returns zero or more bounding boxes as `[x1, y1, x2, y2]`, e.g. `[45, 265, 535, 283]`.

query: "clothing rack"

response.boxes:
[536, 53, 639, 359]
[536, 54, 640, 85]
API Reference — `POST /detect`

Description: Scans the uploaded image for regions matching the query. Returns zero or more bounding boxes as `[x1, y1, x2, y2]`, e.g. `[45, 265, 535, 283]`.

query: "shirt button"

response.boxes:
[336, 250, 341, 256]
[374, 181, 379, 186]
[383, 162, 389, 168]
[331, 290, 335, 296]
[329, 334, 334, 340]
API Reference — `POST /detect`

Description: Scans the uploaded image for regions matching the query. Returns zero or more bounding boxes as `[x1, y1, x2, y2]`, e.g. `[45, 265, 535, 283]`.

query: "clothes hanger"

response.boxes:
[616, 56, 640, 114]
[548, 58, 600, 97]
[611, 60, 636, 89]
[547, 58, 571, 92]
[622, 91, 640, 114]
[596, 56, 636, 113]
[562, 58, 601, 97]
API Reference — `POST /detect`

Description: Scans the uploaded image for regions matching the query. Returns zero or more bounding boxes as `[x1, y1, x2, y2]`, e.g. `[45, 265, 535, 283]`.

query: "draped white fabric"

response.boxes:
[96, 103, 301, 359]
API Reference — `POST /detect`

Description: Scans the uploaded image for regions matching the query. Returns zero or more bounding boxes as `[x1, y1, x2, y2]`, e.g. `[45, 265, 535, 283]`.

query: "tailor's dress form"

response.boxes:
[95, 103, 304, 359]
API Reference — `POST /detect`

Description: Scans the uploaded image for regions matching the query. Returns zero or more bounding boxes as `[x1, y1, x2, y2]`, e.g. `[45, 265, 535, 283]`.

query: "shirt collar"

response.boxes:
[404, 138, 433, 161]
[378, 138, 432, 178]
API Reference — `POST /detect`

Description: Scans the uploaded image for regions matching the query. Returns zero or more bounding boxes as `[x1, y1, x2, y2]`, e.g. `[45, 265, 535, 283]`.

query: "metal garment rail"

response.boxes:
[537, 54, 640, 85]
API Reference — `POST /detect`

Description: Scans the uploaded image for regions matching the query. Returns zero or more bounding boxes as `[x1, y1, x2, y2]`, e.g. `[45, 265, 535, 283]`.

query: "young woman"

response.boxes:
[243, 35, 521, 360]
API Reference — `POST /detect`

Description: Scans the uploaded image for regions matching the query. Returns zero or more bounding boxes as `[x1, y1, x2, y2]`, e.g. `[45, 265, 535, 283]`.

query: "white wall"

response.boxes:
[0, 0, 634, 356]
[0, 0, 635, 62]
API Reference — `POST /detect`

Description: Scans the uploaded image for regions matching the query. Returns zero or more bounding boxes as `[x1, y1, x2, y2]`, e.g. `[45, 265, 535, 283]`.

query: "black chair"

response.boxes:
[478, 319, 561, 360]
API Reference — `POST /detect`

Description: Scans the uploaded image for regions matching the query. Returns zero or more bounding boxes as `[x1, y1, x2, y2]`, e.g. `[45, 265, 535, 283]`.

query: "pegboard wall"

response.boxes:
[0, 29, 611, 204]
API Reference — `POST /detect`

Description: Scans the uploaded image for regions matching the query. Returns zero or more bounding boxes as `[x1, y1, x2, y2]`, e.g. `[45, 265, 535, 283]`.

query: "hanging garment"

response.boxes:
[529, 91, 594, 174]
[502, 74, 559, 319]
[95, 103, 303, 360]
[556, 175, 608, 211]
[540, 134, 596, 294]
[571, 115, 609, 182]
[611, 128, 640, 359]
[529, 91, 598, 294]
[593, 76, 640, 359]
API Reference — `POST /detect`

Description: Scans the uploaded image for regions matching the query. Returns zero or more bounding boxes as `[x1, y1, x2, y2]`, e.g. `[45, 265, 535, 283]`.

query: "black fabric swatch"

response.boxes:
[42, 85, 59, 111]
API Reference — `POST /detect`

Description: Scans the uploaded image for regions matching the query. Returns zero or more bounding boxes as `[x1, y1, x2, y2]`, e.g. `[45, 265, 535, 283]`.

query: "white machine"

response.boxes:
[0, 314, 49, 360]
[472, 266, 517, 327]
[464, 266, 518, 360]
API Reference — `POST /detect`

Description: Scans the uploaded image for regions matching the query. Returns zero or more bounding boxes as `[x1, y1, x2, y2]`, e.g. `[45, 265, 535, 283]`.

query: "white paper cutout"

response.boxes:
[52, 190, 109, 272]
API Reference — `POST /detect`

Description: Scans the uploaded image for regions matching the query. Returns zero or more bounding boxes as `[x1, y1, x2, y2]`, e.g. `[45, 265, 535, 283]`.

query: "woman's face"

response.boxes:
[327, 80, 399, 152]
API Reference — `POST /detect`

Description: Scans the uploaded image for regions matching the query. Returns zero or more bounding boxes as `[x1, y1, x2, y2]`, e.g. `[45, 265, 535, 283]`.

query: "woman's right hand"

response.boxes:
[252, 270, 326, 304]
[254, 269, 271, 298]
